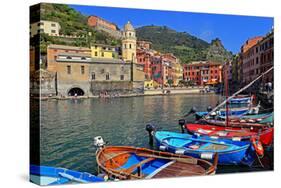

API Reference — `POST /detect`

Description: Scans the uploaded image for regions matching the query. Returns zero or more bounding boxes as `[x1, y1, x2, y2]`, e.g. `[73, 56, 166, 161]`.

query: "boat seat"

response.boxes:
[200, 143, 228, 151]
[170, 139, 192, 147]
[124, 158, 155, 174]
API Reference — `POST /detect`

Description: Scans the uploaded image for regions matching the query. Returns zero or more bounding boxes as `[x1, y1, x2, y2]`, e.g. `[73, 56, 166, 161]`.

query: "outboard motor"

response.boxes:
[94, 136, 106, 151]
[207, 106, 212, 112]
[145, 124, 156, 146]
[178, 119, 186, 133]
[185, 106, 197, 117]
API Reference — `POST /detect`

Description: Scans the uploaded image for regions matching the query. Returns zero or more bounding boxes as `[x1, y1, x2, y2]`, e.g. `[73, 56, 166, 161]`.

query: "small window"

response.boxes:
[67, 65, 71, 74]
[120, 75, 124, 80]
[95, 52, 98, 56]
[81, 57, 86, 60]
[124, 44, 126, 49]
[51, 30, 56, 33]
[106, 73, 110, 80]
[51, 23, 56, 27]
[101, 52, 104, 57]
[81, 66, 85, 74]
[38, 22, 43, 26]
[91, 72, 95, 80]
[66, 56, 72, 59]
[129, 44, 132, 49]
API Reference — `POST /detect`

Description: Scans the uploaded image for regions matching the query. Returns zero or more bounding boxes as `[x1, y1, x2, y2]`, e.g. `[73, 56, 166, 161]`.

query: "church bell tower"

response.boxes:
[122, 21, 137, 63]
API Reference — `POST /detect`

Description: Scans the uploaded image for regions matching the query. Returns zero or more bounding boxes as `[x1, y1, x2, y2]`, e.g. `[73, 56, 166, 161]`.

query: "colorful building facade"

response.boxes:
[240, 30, 273, 85]
[183, 61, 222, 86]
[30, 20, 61, 37]
[90, 44, 119, 59]
[87, 15, 122, 39]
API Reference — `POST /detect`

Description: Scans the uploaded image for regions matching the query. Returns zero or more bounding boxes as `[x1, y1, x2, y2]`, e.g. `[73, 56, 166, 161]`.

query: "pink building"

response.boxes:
[241, 37, 263, 84]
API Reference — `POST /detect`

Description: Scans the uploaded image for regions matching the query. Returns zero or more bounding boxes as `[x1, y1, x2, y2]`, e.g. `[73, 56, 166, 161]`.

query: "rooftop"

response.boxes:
[48, 44, 91, 51]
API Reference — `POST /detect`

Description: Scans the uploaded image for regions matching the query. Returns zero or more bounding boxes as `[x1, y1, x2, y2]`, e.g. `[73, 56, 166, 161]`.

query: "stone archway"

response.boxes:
[68, 87, 85, 96]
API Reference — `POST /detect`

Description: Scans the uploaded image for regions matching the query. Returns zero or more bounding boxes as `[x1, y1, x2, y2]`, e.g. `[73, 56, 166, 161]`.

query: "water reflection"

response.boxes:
[37, 94, 271, 175]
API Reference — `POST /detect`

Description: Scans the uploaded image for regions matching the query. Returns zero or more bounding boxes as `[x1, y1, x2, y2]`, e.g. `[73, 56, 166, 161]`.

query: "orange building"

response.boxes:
[137, 40, 152, 50]
[87, 16, 122, 39]
[47, 44, 91, 72]
[136, 49, 153, 80]
[241, 36, 263, 53]
[183, 61, 222, 86]
[88, 16, 117, 31]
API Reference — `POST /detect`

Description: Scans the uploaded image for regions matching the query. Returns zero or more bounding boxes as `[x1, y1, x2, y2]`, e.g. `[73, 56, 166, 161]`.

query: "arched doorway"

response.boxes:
[68, 87, 85, 96]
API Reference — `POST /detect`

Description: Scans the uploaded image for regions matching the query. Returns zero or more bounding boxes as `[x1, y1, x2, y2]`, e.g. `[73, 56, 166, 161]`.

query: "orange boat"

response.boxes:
[96, 146, 218, 180]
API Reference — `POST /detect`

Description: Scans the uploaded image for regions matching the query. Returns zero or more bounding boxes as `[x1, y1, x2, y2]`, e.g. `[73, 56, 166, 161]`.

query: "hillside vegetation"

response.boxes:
[136, 25, 232, 63]
[30, 3, 120, 53]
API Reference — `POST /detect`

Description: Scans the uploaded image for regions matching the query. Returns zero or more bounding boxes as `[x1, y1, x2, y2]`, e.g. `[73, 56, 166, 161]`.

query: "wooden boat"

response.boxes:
[185, 123, 273, 146]
[95, 146, 217, 180]
[218, 112, 273, 124]
[154, 131, 257, 166]
[229, 95, 252, 104]
[30, 165, 104, 185]
[195, 104, 260, 120]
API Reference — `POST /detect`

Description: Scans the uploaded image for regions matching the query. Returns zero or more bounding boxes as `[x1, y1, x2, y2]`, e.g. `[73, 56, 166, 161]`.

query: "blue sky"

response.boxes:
[70, 4, 273, 53]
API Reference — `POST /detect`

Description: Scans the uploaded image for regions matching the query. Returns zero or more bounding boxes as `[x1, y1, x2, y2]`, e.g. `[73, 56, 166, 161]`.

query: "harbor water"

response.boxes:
[36, 94, 273, 175]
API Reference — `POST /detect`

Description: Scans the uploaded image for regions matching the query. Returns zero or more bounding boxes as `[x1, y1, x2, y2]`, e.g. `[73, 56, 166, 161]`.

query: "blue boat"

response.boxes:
[30, 165, 104, 185]
[154, 131, 257, 166]
[195, 104, 260, 120]
[229, 96, 251, 104]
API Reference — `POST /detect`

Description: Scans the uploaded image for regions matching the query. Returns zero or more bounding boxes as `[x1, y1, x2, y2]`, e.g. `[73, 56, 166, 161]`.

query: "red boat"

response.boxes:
[185, 123, 273, 146]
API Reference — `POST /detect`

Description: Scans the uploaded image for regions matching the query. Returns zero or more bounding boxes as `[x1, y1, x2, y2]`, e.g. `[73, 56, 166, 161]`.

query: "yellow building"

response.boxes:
[174, 63, 183, 86]
[144, 80, 159, 89]
[90, 44, 118, 59]
[30, 20, 61, 37]
[122, 21, 137, 62]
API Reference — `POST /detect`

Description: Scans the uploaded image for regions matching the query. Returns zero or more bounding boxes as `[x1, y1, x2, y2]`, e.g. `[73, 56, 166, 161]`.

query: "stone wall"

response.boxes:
[30, 70, 56, 97]
[89, 63, 131, 81]
[57, 80, 90, 97]
[90, 81, 133, 95]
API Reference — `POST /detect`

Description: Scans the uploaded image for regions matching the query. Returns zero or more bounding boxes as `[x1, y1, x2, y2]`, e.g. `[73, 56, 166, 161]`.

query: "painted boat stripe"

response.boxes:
[145, 161, 176, 179]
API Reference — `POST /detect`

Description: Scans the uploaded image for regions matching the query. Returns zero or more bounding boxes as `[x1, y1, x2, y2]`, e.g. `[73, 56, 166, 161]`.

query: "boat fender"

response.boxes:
[251, 137, 264, 157]
[175, 148, 186, 154]
[232, 137, 241, 141]
[200, 153, 213, 160]
[210, 136, 219, 139]
[159, 145, 166, 151]
[210, 112, 217, 116]
[248, 119, 255, 123]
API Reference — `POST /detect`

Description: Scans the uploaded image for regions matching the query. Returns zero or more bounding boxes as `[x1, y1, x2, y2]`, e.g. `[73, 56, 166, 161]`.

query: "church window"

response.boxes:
[106, 73, 110, 80]
[67, 65, 71, 74]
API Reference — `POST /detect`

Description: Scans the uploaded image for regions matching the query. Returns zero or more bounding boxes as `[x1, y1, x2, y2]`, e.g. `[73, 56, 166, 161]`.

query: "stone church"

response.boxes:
[31, 21, 145, 97]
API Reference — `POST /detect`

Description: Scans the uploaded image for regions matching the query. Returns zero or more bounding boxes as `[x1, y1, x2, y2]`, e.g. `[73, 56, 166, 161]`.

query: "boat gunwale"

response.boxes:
[96, 146, 216, 180]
